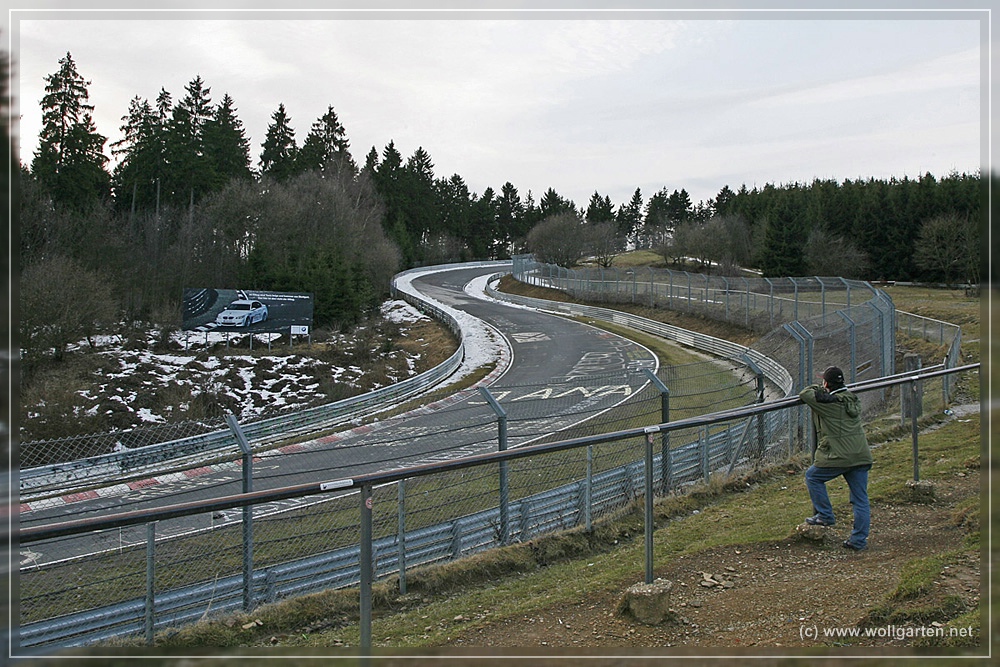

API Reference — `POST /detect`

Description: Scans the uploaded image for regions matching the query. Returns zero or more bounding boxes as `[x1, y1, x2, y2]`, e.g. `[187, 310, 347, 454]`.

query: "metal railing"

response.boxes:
[18, 262, 511, 500]
[16, 363, 979, 656]
[486, 277, 794, 396]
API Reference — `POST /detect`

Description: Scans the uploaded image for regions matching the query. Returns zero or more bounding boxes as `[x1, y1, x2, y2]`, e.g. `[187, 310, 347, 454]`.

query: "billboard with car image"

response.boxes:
[182, 288, 314, 334]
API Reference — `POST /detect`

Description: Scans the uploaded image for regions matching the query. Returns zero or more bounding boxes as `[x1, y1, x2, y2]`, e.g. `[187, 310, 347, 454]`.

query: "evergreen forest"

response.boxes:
[18, 53, 986, 364]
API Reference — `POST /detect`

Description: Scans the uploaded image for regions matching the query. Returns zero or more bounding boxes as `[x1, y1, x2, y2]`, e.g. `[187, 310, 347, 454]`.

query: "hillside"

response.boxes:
[19, 300, 456, 445]
[23, 280, 985, 665]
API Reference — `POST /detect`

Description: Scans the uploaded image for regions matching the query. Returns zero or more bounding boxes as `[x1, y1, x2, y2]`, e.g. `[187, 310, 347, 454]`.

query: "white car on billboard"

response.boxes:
[216, 300, 269, 327]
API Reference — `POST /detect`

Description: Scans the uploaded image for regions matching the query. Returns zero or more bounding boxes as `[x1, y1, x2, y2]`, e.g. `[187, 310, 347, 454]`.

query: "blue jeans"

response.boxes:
[805, 464, 871, 547]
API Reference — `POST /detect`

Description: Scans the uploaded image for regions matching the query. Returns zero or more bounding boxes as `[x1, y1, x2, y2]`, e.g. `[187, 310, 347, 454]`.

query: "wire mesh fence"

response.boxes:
[15, 260, 970, 652]
[512, 255, 879, 335]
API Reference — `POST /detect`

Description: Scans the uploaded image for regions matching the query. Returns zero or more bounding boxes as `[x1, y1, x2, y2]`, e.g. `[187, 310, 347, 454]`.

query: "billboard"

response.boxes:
[183, 288, 314, 334]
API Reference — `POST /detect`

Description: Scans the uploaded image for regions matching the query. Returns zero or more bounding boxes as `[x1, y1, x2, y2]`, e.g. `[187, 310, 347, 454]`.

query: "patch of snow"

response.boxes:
[393, 264, 512, 389]
[136, 408, 164, 423]
[382, 299, 429, 325]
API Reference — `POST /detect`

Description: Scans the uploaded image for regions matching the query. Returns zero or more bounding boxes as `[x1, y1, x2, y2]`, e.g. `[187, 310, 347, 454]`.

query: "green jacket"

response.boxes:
[798, 384, 872, 468]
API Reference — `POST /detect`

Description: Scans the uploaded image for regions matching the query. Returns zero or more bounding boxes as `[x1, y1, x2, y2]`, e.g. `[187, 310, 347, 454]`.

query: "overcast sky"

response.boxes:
[6, 2, 990, 208]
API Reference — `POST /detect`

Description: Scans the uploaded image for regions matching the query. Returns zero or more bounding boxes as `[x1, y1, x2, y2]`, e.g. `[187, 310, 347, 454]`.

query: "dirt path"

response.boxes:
[450, 455, 981, 650]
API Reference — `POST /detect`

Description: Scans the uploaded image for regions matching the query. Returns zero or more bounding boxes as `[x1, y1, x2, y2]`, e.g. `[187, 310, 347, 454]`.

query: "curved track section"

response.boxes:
[20, 264, 658, 566]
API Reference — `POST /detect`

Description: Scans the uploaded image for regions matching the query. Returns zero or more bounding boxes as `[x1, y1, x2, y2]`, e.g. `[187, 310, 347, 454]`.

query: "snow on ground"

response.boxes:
[392, 265, 512, 389]
[25, 268, 513, 442]
[22, 302, 436, 441]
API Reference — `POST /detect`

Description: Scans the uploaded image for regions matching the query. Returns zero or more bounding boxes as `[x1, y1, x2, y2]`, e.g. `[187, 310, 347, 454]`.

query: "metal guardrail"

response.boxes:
[15, 407, 781, 649]
[19, 262, 512, 500]
[17, 364, 978, 651]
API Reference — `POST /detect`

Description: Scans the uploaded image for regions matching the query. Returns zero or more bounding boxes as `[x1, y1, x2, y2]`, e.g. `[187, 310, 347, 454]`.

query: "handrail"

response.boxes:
[18, 262, 511, 500]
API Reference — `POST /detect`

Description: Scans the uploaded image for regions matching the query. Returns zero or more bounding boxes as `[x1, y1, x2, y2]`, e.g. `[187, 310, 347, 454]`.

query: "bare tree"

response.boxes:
[912, 213, 967, 285]
[20, 255, 119, 362]
[527, 212, 587, 268]
[803, 226, 869, 279]
[587, 221, 622, 268]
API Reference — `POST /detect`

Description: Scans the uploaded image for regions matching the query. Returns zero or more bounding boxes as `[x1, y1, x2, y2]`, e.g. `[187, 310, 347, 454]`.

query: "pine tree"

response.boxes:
[259, 103, 298, 181]
[297, 105, 353, 175]
[402, 147, 438, 257]
[162, 76, 214, 206]
[110, 95, 165, 214]
[31, 52, 110, 211]
[616, 187, 644, 246]
[538, 187, 576, 219]
[641, 187, 672, 248]
[758, 189, 807, 277]
[204, 93, 253, 187]
[585, 191, 615, 224]
[495, 182, 523, 258]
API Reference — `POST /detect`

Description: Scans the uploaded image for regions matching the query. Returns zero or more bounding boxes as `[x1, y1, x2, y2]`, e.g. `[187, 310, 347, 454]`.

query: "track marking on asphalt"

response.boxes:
[510, 332, 550, 343]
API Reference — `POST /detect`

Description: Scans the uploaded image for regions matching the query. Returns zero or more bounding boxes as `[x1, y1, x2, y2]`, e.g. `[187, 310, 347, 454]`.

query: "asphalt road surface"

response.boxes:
[20, 264, 658, 567]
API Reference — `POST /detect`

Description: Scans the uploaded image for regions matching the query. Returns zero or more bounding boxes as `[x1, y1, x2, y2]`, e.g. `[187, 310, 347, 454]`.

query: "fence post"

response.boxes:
[701, 427, 710, 484]
[783, 324, 809, 449]
[397, 479, 407, 595]
[790, 277, 800, 321]
[145, 522, 155, 646]
[585, 446, 593, 532]
[836, 311, 858, 383]
[226, 415, 254, 612]
[643, 368, 671, 494]
[649, 268, 655, 307]
[765, 278, 775, 327]
[360, 484, 373, 655]
[742, 354, 767, 463]
[668, 270, 674, 309]
[742, 278, 751, 328]
[721, 277, 730, 321]
[479, 387, 510, 545]
[901, 354, 923, 426]
[901, 355, 924, 482]
[643, 428, 657, 585]
[910, 379, 921, 482]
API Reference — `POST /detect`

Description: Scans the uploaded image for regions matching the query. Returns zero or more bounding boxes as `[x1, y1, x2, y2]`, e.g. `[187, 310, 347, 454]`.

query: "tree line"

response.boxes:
[19, 52, 985, 365]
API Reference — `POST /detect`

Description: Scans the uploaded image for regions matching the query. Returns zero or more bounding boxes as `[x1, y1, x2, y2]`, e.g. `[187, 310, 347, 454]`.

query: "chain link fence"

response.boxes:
[16, 259, 967, 651]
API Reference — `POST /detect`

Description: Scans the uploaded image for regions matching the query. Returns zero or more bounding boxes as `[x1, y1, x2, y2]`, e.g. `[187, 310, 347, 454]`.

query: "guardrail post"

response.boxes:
[642, 368, 671, 494]
[145, 522, 155, 645]
[479, 388, 510, 545]
[226, 415, 254, 612]
[360, 484, 373, 655]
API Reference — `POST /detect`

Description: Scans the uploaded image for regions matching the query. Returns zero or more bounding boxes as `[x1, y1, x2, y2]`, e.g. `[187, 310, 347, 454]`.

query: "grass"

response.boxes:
[126, 408, 979, 653]
[19, 315, 759, 622]
[22, 267, 985, 658]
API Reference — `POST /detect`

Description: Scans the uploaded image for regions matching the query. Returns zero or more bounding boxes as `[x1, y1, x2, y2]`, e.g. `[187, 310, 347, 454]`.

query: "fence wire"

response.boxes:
[16, 259, 967, 651]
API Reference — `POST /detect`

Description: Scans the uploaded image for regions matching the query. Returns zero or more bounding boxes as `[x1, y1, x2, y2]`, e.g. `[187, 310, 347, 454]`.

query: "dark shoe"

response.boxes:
[842, 540, 868, 551]
[805, 515, 835, 526]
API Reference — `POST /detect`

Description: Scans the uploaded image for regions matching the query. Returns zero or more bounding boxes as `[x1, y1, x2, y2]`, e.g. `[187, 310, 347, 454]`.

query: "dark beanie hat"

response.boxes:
[822, 366, 845, 386]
